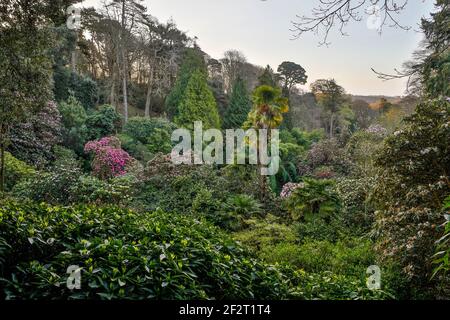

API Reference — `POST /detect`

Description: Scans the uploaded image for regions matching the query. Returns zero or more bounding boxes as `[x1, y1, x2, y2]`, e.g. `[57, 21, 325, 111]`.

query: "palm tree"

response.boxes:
[246, 85, 289, 130]
[245, 85, 289, 202]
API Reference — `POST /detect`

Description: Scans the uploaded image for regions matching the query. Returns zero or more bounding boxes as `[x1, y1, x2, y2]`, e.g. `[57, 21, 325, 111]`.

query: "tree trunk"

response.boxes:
[329, 113, 334, 138]
[0, 131, 5, 194]
[120, 0, 129, 123]
[122, 62, 128, 122]
[145, 67, 154, 117]
[109, 71, 116, 106]
[71, 33, 78, 72]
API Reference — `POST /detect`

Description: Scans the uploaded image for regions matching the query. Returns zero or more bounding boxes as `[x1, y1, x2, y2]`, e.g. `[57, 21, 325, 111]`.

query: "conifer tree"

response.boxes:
[258, 65, 277, 87]
[223, 78, 252, 129]
[175, 70, 221, 130]
[166, 48, 207, 119]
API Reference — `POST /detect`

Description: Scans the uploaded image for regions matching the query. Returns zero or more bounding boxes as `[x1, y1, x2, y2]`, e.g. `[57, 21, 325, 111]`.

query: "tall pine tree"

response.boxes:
[223, 77, 252, 129]
[165, 48, 207, 119]
[174, 70, 221, 130]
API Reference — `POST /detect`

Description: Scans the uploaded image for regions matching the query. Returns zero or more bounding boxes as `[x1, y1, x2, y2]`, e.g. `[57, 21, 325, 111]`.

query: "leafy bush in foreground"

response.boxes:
[0, 200, 290, 300]
[290, 270, 394, 300]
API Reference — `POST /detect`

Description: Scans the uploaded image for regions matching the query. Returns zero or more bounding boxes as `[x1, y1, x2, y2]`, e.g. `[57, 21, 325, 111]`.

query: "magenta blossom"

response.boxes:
[84, 136, 132, 179]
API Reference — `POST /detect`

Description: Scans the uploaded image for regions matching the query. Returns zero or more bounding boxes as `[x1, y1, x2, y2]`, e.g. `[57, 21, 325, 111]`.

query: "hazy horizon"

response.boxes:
[81, 0, 436, 96]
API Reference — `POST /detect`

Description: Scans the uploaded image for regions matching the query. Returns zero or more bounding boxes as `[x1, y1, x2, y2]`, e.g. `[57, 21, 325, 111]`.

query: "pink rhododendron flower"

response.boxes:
[84, 136, 131, 179]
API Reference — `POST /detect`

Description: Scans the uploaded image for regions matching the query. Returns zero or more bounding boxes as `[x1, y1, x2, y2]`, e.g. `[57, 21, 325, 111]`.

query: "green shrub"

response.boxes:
[58, 96, 88, 154]
[86, 105, 122, 140]
[117, 134, 154, 163]
[233, 215, 297, 252]
[146, 128, 173, 154]
[259, 238, 374, 277]
[52, 145, 80, 168]
[135, 165, 236, 227]
[69, 175, 136, 207]
[432, 195, 450, 289]
[124, 117, 177, 155]
[221, 164, 261, 199]
[334, 177, 376, 232]
[11, 157, 136, 207]
[0, 200, 291, 300]
[215, 195, 264, 231]
[53, 67, 98, 109]
[12, 162, 81, 205]
[295, 217, 343, 243]
[222, 194, 262, 219]
[284, 178, 341, 221]
[3, 152, 35, 191]
[270, 143, 304, 193]
[291, 270, 394, 300]
[291, 129, 325, 149]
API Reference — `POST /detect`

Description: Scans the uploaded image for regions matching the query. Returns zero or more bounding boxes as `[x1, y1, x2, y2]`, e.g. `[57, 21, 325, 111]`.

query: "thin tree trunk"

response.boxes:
[122, 61, 128, 122]
[329, 113, 334, 138]
[0, 126, 5, 194]
[0, 144, 4, 194]
[71, 33, 78, 72]
[145, 67, 153, 117]
[120, 0, 128, 123]
[110, 70, 116, 106]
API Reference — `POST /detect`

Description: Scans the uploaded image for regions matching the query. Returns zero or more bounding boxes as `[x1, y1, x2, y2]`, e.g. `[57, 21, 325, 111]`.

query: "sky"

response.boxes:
[81, 0, 437, 96]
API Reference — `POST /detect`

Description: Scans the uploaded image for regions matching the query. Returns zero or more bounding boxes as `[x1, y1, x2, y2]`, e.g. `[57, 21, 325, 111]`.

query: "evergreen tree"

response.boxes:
[175, 70, 221, 130]
[166, 48, 207, 119]
[277, 61, 308, 129]
[258, 65, 277, 87]
[223, 78, 252, 129]
[0, 0, 54, 192]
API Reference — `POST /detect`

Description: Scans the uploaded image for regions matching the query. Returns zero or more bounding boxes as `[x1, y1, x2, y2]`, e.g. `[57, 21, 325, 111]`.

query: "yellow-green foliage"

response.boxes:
[233, 215, 297, 251]
[175, 70, 221, 130]
[4, 152, 35, 191]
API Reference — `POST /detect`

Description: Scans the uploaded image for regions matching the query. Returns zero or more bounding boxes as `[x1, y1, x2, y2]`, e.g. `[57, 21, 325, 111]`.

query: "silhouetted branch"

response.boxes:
[291, 0, 411, 45]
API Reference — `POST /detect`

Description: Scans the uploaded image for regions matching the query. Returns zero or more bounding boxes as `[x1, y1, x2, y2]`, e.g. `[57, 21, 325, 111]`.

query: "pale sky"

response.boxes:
[81, 0, 436, 96]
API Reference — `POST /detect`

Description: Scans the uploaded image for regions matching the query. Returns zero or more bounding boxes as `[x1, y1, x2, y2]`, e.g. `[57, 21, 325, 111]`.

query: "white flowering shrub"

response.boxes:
[373, 97, 450, 296]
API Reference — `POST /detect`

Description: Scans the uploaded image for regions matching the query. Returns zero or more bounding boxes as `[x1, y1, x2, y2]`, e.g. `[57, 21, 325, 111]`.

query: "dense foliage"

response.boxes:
[1, 0, 448, 302]
[0, 200, 292, 300]
[223, 78, 252, 129]
[175, 70, 221, 130]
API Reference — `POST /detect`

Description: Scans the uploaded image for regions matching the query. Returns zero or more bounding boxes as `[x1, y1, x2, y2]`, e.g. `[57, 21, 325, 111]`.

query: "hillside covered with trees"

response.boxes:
[0, 0, 448, 301]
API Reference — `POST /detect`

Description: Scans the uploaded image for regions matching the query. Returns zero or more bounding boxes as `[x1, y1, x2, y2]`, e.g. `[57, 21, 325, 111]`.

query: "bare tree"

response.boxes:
[221, 50, 247, 93]
[292, 0, 411, 45]
[103, 0, 147, 123]
[140, 18, 188, 117]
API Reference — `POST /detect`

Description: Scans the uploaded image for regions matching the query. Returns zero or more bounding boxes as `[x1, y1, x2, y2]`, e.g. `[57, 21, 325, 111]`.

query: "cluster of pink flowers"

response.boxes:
[85, 136, 122, 153]
[84, 136, 131, 179]
[280, 182, 304, 199]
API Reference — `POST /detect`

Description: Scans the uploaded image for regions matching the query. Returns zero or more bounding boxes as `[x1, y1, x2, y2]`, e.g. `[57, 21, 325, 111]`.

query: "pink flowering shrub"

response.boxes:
[280, 182, 304, 198]
[84, 136, 132, 179]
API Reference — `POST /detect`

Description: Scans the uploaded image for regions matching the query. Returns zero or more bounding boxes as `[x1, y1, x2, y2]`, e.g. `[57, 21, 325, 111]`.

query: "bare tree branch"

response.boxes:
[291, 0, 411, 45]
